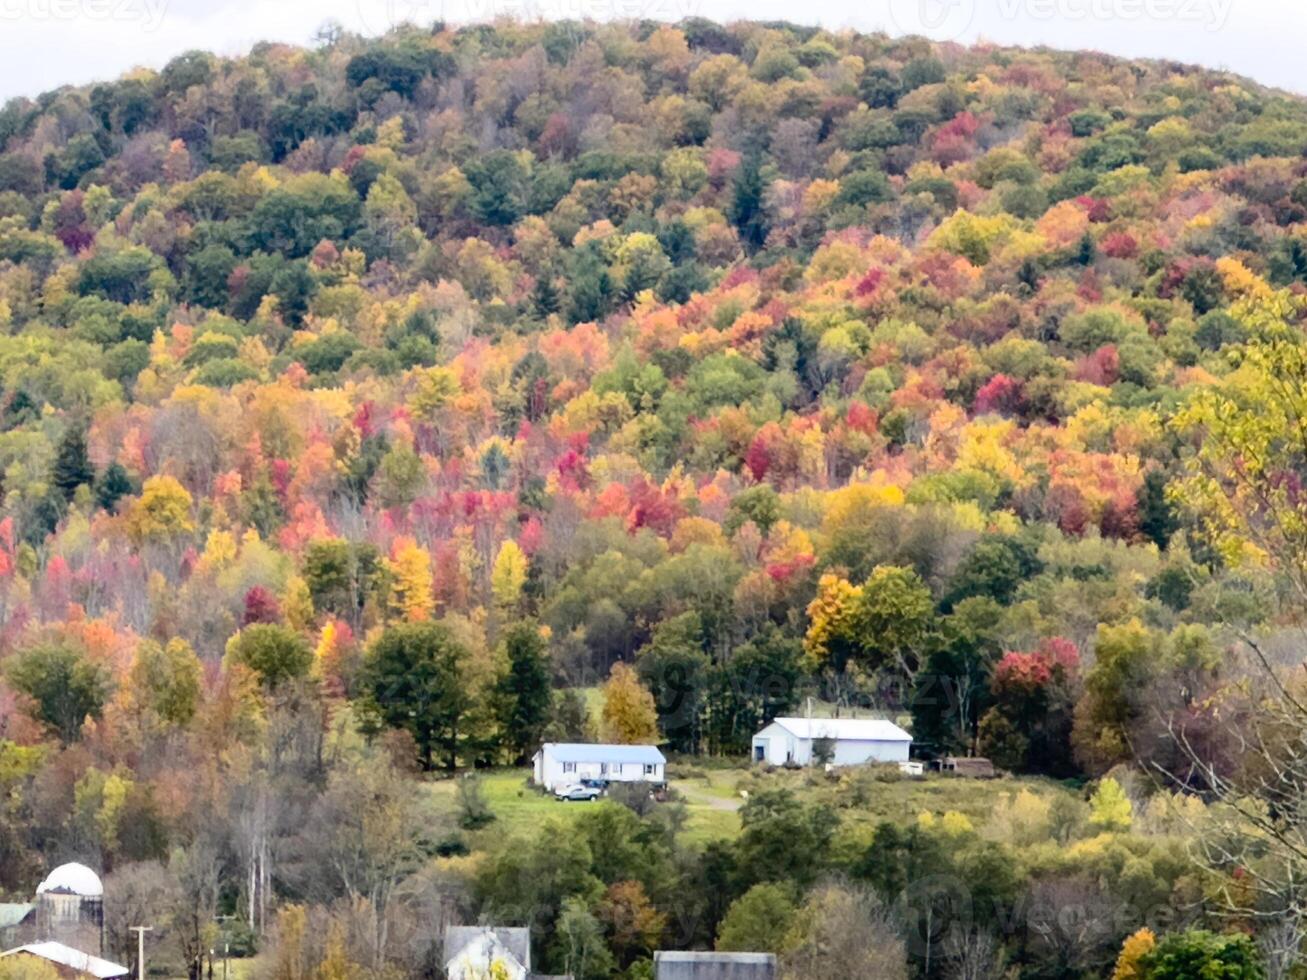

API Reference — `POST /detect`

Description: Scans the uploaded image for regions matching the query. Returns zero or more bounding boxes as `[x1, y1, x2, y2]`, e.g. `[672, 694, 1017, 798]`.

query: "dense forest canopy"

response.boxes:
[2, 15, 1307, 980]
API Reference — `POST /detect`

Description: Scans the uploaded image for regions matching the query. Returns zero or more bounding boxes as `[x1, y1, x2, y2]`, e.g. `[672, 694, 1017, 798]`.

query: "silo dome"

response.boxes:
[36, 862, 103, 898]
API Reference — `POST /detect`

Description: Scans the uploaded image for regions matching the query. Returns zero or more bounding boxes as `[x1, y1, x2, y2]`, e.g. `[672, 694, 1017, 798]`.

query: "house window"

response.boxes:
[600, 763, 609, 775]
[563, 762, 576, 773]
[643, 763, 657, 775]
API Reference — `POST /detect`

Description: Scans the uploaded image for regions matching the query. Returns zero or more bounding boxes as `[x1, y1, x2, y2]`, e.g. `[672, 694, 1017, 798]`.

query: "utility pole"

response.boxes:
[215, 914, 234, 980]
[130, 925, 152, 980]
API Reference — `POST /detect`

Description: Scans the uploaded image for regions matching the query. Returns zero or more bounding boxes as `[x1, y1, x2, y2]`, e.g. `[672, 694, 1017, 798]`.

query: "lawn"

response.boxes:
[422, 769, 742, 844]
[422, 764, 1080, 849]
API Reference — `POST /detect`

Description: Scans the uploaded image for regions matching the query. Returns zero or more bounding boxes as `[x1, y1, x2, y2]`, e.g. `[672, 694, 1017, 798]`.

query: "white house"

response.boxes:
[532, 743, 666, 791]
[751, 717, 912, 767]
[444, 926, 530, 980]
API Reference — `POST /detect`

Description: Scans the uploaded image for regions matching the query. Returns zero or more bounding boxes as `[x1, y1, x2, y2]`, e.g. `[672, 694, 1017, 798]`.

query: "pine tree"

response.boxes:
[94, 462, 133, 512]
[729, 153, 769, 252]
[51, 426, 94, 501]
[532, 273, 560, 316]
[495, 622, 552, 764]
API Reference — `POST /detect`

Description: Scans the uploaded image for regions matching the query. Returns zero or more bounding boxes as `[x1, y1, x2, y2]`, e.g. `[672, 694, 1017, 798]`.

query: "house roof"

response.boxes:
[537, 743, 666, 764]
[445, 926, 531, 969]
[767, 717, 913, 742]
[2, 941, 129, 978]
[653, 951, 777, 980]
[0, 904, 34, 930]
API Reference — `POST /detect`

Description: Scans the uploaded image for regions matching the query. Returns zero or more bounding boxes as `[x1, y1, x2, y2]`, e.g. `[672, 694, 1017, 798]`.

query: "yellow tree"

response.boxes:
[126, 475, 193, 545]
[490, 539, 528, 612]
[387, 537, 434, 622]
[1111, 928, 1156, 980]
[803, 573, 861, 665]
[601, 662, 658, 744]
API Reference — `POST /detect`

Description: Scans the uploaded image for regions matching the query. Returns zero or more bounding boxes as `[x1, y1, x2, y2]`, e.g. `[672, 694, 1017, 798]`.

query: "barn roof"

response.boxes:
[653, 951, 777, 980]
[767, 717, 913, 742]
[2, 942, 129, 978]
[537, 743, 666, 764]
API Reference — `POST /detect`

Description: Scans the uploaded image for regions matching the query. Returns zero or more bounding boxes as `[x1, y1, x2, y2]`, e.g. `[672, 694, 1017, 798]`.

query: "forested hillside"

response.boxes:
[3, 17, 1307, 980]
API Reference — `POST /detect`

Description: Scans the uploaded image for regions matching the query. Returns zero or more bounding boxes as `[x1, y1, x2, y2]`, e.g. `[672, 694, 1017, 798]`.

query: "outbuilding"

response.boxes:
[532, 743, 666, 792]
[444, 926, 531, 980]
[653, 951, 777, 980]
[751, 717, 912, 767]
[1, 941, 128, 979]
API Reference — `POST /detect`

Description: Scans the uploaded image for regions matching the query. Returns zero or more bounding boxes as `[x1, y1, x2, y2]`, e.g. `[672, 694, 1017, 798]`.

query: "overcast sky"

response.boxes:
[0, 0, 1299, 102]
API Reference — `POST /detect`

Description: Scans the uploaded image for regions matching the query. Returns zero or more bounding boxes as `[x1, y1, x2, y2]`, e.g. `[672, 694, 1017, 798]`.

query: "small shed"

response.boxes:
[751, 717, 912, 767]
[653, 951, 777, 980]
[941, 756, 997, 778]
[532, 743, 666, 792]
[1, 941, 128, 979]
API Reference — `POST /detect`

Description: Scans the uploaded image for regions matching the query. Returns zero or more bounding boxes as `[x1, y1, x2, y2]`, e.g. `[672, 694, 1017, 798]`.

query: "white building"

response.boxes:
[654, 951, 777, 980]
[444, 927, 530, 980]
[532, 743, 666, 791]
[751, 717, 912, 767]
[1, 941, 128, 979]
[34, 863, 104, 956]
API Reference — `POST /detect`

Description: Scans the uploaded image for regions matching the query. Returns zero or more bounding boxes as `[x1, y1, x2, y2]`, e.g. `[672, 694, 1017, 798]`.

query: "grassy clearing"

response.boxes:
[421, 769, 743, 845]
[421, 764, 1080, 850]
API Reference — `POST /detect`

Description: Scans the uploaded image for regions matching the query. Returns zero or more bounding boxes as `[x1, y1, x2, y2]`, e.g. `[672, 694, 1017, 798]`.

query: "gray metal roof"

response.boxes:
[2, 942, 129, 979]
[0, 905, 33, 930]
[653, 951, 777, 980]
[445, 926, 531, 969]
[766, 717, 912, 742]
[537, 743, 666, 764]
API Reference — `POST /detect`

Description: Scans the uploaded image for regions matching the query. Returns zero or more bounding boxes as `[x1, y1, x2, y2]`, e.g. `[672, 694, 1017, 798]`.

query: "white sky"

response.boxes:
[0, 0, 1299, 102]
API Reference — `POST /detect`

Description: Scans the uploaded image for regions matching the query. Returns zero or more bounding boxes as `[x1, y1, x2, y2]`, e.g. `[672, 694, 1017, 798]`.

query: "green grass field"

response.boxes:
[423, 769, 744, 844]
[422, 764, 1081, 850]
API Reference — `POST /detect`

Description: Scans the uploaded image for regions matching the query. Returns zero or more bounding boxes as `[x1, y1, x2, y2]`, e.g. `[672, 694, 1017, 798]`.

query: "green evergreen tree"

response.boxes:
[51, 426, 94, 501]
[729, 153, 769, 251]
[495, 622, 553, 765]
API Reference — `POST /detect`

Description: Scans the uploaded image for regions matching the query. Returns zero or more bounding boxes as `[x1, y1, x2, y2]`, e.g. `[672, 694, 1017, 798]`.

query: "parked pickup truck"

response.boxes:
[554, 782, 603, 801]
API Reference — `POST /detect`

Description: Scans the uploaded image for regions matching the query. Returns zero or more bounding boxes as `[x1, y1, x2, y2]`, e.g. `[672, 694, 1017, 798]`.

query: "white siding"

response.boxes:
[751, 721, 911, 768]
[533, 749, 665, 790]
[752, 722, 802, 765]
[830, 738, 910, 765]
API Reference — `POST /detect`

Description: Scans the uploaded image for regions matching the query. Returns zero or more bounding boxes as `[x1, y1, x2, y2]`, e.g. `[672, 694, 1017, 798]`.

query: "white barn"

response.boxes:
[751, 717, 912, 767]
[532, 743, 666, 791]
